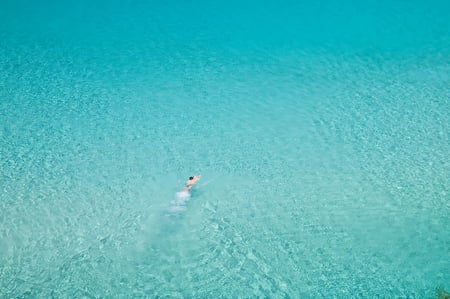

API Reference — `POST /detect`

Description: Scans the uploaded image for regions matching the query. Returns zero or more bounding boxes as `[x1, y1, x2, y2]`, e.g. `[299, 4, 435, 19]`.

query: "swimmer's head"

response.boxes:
[189, 176, 194, 180]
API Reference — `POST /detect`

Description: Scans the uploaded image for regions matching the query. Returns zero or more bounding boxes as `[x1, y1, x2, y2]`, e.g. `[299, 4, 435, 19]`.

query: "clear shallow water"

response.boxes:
[1, 0, 449, 297]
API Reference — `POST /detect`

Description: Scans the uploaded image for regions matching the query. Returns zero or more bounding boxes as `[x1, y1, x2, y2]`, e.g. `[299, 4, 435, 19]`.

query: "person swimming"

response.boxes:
[183, 175, 200, 191]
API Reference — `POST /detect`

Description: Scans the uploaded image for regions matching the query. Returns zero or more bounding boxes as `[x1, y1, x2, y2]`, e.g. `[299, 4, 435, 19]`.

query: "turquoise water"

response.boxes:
[1, 0, 449, 297]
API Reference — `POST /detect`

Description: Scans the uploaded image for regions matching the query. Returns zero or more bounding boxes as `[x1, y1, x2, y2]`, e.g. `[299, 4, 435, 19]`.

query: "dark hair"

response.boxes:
[189, 176, 194, 180]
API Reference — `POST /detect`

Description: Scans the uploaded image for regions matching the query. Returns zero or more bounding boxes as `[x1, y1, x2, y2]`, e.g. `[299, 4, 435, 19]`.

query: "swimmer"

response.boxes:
[183, 175, 200, 191]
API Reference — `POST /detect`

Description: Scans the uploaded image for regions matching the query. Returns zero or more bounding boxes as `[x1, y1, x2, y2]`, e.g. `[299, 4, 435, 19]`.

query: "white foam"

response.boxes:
[175, 190, 190, 200]
[167, 191, 191, 212]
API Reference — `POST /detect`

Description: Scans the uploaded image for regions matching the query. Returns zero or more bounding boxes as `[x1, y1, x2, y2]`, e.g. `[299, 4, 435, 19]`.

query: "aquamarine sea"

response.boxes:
[1, 0, 449, 297]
